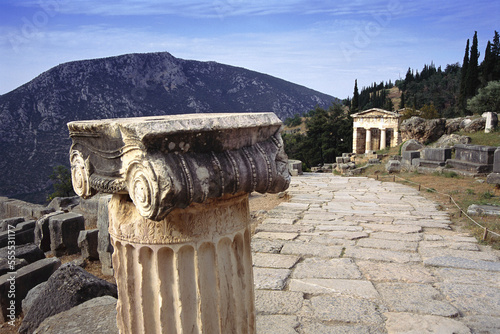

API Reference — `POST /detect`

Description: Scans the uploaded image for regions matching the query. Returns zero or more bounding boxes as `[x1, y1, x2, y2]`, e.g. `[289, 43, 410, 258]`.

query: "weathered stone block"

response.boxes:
[454, 144, 496, 165]
[421, 148, 451, 162]
[402, 151, 420, 167]
[33, 295, 118, 334]
[0, 217, 25, 232]
[47, 196, 80, 211]
[401, 139, 424, 152]
[493, 148, 500, 173]
[0, 221, 35, 248]
[386, 160, 401, 173]
[19, 263, 117, 334]
[34, 212, 62, 253]
[97, 195, 113, 276]
[48, 212, 85, 256]
[0, 257, 61, 323]
[22, 282, 47, 316]
[0, 258, 28, 277]
[78, 229, 99, 261]
[0, 243, 44, 265]
[467, 204, 500, 216]
[483, 112, 498, 133]
[288, 159, 303, 175]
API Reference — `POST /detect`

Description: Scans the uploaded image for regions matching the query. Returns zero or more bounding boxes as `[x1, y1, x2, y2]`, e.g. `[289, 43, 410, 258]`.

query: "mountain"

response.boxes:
[0, 51, 336, 202]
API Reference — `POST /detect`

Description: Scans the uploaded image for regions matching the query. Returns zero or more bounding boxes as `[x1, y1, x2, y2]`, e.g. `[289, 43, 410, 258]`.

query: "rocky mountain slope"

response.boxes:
[0, 51, 336, 201]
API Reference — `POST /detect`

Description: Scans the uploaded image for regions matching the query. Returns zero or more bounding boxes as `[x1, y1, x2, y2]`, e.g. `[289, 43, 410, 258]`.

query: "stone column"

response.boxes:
[352, 127, 358, 153]
[365, 128, 372, 153]
[67, 113, 290, 334]
[380, 128, 387, 150]
[394, 129, 400, 147]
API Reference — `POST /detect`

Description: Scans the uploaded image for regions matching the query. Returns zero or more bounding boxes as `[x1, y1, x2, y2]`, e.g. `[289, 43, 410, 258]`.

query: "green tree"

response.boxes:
[491, 31, 500, 81]
[467, 80, 500, 114]
[481, 41, 494, 84]
[420, 103, 440, 119]
[284, 114, 302, 127]
[466, 31, 480, 98]
[351, 79, 359, 114]
[47, 165, 75, 201]
[459, 39, 470, 114]
[284, 104, 352, 168]
[399, 92, 405, 109]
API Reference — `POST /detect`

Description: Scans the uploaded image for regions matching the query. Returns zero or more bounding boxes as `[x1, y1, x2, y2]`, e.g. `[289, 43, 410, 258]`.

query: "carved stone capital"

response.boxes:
[68, 113, 290, 220]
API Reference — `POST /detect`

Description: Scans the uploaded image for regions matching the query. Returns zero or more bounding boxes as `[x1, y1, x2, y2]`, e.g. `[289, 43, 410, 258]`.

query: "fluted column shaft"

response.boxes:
[109, 193, 255, 334]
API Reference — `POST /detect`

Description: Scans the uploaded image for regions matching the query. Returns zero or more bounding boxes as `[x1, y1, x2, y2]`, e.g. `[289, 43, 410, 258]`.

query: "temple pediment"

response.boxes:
[351, 108, 401, 119]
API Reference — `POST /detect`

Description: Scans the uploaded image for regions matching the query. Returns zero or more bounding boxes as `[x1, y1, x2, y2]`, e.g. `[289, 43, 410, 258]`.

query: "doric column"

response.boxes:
[393, 128, 400, 147]
[67, 113, 291, 334]
[380, 128, 387, 150]
[352, 127, 358, 153]
[365, 128, 372, 153]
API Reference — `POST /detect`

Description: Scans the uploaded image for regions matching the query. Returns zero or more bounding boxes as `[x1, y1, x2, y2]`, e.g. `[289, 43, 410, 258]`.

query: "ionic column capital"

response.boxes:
[68, 113, 290, 221]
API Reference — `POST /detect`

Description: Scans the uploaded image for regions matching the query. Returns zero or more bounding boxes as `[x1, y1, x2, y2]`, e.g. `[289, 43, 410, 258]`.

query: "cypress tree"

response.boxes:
[399, 92, 405, 109]
[466, 31, 480, 97]
[351, 79, 359, 113]
[481, 41, 493, 84]
[492, 31, 500, 81]
[459, 39, 470, 114]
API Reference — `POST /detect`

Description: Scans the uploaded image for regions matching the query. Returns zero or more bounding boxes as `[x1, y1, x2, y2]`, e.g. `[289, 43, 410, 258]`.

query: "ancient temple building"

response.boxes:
[351, 108, 402, 154]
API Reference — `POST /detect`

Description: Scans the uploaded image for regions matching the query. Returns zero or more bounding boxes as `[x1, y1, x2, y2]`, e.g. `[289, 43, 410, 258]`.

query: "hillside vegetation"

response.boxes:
[346, 31, 500, 118]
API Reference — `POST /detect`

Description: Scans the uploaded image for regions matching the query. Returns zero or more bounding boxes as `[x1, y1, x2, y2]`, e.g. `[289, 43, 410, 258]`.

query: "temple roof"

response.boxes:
[350, 108, 401, 118]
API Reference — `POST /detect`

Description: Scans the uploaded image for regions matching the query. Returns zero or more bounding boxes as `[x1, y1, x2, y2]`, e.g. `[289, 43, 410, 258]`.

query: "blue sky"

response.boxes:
[0, 0, 499, 99]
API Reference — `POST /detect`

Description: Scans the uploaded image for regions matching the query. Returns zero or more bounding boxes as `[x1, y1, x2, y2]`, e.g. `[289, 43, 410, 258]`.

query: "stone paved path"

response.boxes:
[253, 174, 500, 334]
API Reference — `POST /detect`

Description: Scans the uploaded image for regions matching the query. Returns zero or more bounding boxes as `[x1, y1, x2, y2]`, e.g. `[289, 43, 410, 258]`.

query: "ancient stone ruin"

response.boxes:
[351, 108, 402, 154]
[67, 113, 290, 333]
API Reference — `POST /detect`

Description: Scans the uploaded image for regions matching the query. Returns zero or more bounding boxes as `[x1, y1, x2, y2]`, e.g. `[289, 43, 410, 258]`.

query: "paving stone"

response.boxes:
[344, 247, 421, 263]
[433, 267, 500, 287]
[313, 231, 369, 240]
[251, 239, 284, 254]
[314, 225, 363, 232]
[280, 242, 343, 258]
[261, 218, 297, 225]
[253, 267, 291, 290]
[289, 278, 379, 299]
[356, 238, 418, 252]
[255, 224, 313, 234]
[299, 322, 371, 334]
[419, 247, 498, 262]
[384, 312, 471, 334]
[256, 315, 299, 334]
[292, 258, 362, 279]
[276, 202, 310, 211]
[435, 283, 500, 316]
[361, 223, 422, 234]
[307, 235, 356, 247]
[376, 283, 459, 317]
[253, 253, 300, 269]
[357, 261, 438, 283]
[462, 315, 500, 334]
[424, 256, 500, 271]
[393, 220, 451, 229]
[369, 231, 423, 242]
[419, 240, 479, 251]
[254, 290, 303, 314]
[302, 213, 342, 221]
[309, 295, 385, 326]
[253, 232, 298, 241]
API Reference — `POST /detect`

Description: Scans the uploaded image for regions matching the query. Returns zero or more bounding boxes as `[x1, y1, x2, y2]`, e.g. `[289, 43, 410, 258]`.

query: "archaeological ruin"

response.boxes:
[67, 112, 291, 333]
